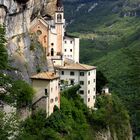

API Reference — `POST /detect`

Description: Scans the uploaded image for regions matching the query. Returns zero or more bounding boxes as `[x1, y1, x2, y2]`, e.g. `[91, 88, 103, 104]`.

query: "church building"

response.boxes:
[30, 0, 96, 112]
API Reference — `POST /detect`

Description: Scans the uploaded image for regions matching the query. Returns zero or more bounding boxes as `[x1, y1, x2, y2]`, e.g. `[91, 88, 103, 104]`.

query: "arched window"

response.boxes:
[57, 14, 62, 22]
[51, 48, 54, 56]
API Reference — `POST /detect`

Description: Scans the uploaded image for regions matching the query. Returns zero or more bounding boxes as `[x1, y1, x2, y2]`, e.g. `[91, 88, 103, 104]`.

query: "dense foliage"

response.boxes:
[18, 85, 131, 140]
[0, 25, 8, 70]
[64, 0, 140, 138]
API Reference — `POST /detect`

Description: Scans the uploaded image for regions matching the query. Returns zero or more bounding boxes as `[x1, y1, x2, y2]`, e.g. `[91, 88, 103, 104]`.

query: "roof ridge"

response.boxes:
[78, 63, 89, 70]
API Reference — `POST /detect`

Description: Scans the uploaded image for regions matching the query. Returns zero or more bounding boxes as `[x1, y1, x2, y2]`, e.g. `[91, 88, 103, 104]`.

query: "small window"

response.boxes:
[88, 81, 90, 85]
[55, 97, 58, 102]
[61, 71, 64, 75]
[70, 41, 72, 44]
[45, 89, 47, 94]
[50, 99, 54, 103]
[61, 80, 64, 84]
[70, 49, 72, 52]
[93, 79, 96, 82]
[37, 30, 42, 35]
[65, 41, 67, 44]
[94, 88, 96, 91]
[93, 96, 96, 99]
[51, 43, 54, 46]
[70, 79, 74, 85]
[88, 72, 90, 76]
[65, 49, 67, 52]
[88, 90, 90, 94]
[80, 81, 84, 85]
[88, 98, 90, 102]
[70, 71, 74, 76]
[51, 88, 53, 92]
[79, 90, 84, 95]
[80, 72, 84, 76]
[57, 14, 62, 22]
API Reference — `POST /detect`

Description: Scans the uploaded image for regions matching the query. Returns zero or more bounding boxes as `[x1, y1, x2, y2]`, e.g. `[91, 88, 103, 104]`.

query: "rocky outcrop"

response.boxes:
[95, 125, 133, 140]
[0, 0, 57, 82]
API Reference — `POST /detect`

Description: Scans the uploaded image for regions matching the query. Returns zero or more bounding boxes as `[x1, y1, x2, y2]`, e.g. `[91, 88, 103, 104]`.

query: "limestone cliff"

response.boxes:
[0, 0, 56, 82]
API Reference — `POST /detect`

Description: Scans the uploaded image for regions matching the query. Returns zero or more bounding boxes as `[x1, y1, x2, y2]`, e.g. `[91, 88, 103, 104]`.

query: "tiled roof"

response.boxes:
[31, 72, 59, 80]
[56, 63, 96, 71]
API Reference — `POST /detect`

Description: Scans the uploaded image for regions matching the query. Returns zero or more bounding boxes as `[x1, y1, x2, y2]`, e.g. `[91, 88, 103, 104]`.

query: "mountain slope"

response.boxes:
[64, 0, 140, 139]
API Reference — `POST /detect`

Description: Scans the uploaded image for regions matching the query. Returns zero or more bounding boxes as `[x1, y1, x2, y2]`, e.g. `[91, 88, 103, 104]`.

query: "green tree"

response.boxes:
[9, 80, 35, 108]
[0, 25, 8, 70]
[96, 71, 108, 94]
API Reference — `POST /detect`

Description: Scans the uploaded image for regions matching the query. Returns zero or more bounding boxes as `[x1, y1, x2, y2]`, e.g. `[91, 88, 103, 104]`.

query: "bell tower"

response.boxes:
[55, 0, 64, 56]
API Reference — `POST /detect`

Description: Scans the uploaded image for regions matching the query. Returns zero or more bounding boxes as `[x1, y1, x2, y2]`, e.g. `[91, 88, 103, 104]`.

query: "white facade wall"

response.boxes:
[48, 30, 57, 56]
[59, 69, 96, 108]
[74, 38, 79, 63]
[48, 79, 60, 116]
[63, 37, 79, 63]
[32, 78, 60, 117]
[86, 69, 96, 108]
[60, 70, 79, 85]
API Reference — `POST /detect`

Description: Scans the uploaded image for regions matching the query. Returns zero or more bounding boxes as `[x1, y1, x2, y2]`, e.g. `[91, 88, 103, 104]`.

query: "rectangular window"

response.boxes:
[79, 90, 84, 95]
[70, 71, 74, 76]
[70, 79, 74, 85]
[70, 41, 72, 44]
[88, 98, 90, 102]
[80, 71, 84, 76]
[88, 81, 90, 85]
[93, 96, 96, 99]
[65, 49, 66, 52]
[61, 80, 64, 84]
[45, 89, 48, 94]
[88, 90, 90, 94]
[70, 49, 72, 52]
[80, 81, 84, 85]
[93, 79, 96, 82]
[65, 41, 67, 44]
[61, 71, 64, 75]
[88, 72, 90, 76]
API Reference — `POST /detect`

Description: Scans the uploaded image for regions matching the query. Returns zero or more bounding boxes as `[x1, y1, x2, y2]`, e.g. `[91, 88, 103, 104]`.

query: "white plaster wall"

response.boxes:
[49, 79, 60, 115]
[53, 59, 63, 66]
[32, 79, 50, 102]
[63, 38, 74, 60]
[32, 78, 60, 116]
[63, 37, 79, 63]
[48, 30, 57, 56]
[74, 38, 79, 63]
[59, 69, 96, 109]
[59, 70, 80, 85]
[87, 69, 96, 108]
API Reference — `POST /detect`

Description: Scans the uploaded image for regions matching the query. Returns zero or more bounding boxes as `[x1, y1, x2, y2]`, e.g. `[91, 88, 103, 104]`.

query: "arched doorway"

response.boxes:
[51, 48, 54, 56]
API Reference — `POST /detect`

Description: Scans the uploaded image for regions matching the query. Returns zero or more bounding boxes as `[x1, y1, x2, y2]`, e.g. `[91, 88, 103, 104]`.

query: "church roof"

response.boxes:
[56, 0, 63, 7]
[31, 72, 59, 80]
[56, 63, 96, 71]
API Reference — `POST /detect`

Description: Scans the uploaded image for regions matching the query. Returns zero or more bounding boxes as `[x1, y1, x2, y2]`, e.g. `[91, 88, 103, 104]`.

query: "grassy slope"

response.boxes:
[64, 0, 140, 138]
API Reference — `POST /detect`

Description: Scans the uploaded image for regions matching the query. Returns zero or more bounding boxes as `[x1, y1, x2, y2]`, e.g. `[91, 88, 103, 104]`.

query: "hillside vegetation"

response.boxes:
[18, 85, 131, 140]
[64, 0, 140, 139]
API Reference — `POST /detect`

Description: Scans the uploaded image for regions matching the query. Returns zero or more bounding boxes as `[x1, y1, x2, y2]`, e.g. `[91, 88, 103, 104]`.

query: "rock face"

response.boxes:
[95, 125, 133, 140]
[0, 0, 56, 82]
